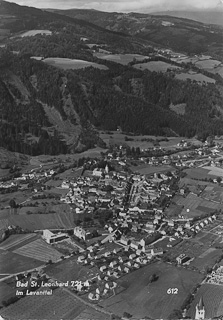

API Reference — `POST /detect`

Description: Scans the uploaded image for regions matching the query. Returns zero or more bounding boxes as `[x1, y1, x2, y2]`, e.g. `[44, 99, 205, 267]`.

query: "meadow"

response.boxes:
[0, 250, 42, 274]
[175, 72, 216, 84]
[94, 53, 149, 65]
[45, 257, 98, 283]
[0, 288, 86, 320]
[0, 211, 76, 231]
[130, 164, 173, 175]
[185, 167, 217, 180]
[195, 59, 221, 69]
[100, 261, 203, 319]
[202, 166, 223, 178]
[175, 193, 220, 218]
[99, 131, 187, 150]
[43, 58, 108, 70]
[134, 61, 181, 72]
[19, 30, 52, 37]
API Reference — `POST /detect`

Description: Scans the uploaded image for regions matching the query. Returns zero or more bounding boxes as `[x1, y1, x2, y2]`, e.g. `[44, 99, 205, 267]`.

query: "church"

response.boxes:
[195, 297, 205, 320]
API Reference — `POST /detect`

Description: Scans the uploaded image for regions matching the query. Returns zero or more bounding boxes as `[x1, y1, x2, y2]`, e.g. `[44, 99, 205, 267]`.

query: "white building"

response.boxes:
[42, 230, 68, 244]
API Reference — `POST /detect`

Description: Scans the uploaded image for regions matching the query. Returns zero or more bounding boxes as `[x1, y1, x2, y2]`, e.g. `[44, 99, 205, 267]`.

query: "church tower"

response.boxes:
[195, 296, 205, 320]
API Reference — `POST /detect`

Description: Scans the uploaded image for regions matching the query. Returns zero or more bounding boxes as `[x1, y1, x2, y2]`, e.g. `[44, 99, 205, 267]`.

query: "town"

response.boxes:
[1, 134, 223, 319]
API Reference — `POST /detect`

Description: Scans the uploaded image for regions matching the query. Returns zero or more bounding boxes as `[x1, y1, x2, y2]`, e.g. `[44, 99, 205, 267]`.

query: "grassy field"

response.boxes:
[202, 166, 223, 178]
[13, 238, 62, 262]
[134, 61, 181, 72]
[190, 248, 223, 271]
[100, 261, 203, 319]
[130, 164, 173, 175]
[45, 257, 98, 283]
[0, 233, 37, 251]
[0, 249, 42, 274]
[176, 72, 216, 84]
[175, 193, 220, 218]
[169, 103, 186, 115]
[185, 167, 216, 180]
[0, 282, 16, 307]
[195, 59, 221, 69]
[200, 185, 223, 202]
[43, 58, 108, 70]
[188, 284, 223, 319]
[99, 131, 189, 150]
[0, 288, 87, 320]
[0, 211, 76, 231]
[19, 30, 52, 37]
[94, 53, 149, 65]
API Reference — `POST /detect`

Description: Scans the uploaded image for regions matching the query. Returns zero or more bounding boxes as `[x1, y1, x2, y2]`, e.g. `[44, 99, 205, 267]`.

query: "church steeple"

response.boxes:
[198, 297, 204, 310]
[195, 296, 205, 320]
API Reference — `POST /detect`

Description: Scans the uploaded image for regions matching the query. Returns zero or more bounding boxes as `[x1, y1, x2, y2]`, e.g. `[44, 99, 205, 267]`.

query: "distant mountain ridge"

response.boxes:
[151, 10, 223, 26]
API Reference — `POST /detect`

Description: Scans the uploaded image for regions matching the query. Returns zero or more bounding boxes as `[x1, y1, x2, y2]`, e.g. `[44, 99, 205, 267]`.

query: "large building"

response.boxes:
[42, 229, 68, 244]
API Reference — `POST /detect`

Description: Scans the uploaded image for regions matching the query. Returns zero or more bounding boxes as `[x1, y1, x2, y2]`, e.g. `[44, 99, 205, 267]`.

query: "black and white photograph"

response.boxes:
[0, 0, 223, 319]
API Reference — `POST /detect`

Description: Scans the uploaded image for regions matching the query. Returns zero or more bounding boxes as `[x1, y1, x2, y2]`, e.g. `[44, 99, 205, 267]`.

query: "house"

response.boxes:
[100, 265, 107, 272]
[109, 260, 118, 268]
[88, 292, 99, 301]
[129, 253, 137, 260]
[124, 266, 130, 273]
[176, 254, 190, 264]
[151, 247, 163, 256]
[73, 227, 91, 241]
[120, 236, 130, 246]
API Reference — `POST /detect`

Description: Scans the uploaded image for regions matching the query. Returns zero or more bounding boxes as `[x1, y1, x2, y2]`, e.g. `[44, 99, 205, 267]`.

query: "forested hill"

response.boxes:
[0, 1, 223, 156]
[52, 9, 223, 58]
[1, 49, 223, 156]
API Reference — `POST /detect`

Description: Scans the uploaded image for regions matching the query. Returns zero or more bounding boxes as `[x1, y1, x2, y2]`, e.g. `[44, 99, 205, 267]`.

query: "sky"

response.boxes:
[9, 0, 221, 11]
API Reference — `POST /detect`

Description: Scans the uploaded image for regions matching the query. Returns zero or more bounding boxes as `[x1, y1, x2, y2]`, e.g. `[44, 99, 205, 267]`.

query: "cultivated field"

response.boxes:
[175, 72, 216, 84]
[195, 59, 221, 69]
[100, 261, 203, 319]
[19, 30, 52, 37]
[0, 233, 37, 251]
[185, 167, 216, 180]
[134, 61, 181, 72]
[0, 250, 42, 274]
[0, 211, 76, 231]
[200, 185, 223, 202]
[130, 164, 173, 175]
[188, 284, 223, 319]
[13, 238, 61, 262]
[175, 193, 220, 218]
[202, 166, 223, 178]
[94, 53, 149, 65]
[43, 58, 108, 70]
[99, 131, 189, 150]
[0, 288, 87, 320]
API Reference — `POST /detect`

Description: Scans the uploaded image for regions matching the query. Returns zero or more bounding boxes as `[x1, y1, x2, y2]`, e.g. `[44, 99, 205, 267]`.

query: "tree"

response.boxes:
[168, 309, 182, 320]
[122, 312, 132, 319]
[217, 176, 222, 184]
[149, 273, 159, 283]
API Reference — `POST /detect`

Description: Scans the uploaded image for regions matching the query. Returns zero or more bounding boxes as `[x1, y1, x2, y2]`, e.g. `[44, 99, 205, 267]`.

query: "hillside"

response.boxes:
[52, 9, 223, 59]
[151, 10, 223, 27]
[0, 1, 223, 155]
